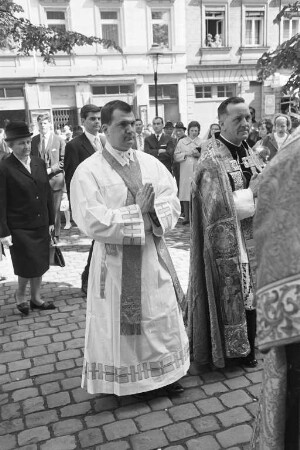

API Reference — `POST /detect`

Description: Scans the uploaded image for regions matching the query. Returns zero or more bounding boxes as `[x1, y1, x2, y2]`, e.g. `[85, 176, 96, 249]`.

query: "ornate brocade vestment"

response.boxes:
[187, 136, 264, 368]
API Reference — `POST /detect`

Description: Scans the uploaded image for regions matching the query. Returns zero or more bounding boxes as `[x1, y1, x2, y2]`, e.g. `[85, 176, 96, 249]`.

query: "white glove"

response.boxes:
[0, 236, 13, 248]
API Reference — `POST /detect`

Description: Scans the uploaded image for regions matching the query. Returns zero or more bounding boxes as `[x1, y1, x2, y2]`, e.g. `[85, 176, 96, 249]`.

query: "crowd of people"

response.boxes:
[0, 97, 299, 448]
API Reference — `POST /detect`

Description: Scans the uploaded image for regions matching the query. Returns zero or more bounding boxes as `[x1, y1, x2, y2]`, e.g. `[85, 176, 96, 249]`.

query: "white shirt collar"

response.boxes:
[13, 153, 31, 173]
[85, 130, 100, 144]
[105, 141, 134, 166]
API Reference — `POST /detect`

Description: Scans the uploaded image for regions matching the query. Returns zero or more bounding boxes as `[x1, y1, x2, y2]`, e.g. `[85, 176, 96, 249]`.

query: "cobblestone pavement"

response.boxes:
[0, 220, 261, 450]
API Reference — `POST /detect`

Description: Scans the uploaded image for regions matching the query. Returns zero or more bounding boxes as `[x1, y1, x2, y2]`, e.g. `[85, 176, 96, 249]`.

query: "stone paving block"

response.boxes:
[245, 371, 262, 384]
[0, 350, 22, 363]
[78, 428, 104, 447]
[61, 376, 81, 390]
[72, 329, 85, 338]
[246, 401, 259, 417]
[18, 445, 37, 450]
[115, 402, 151, 419]
[85, 411, 115, 427]
[71, 387, 94, 403]
[180, 375, 203, 388]
[8, 359, 32, 372]
[24, 345, 47, 358]
[187, 436, 221, 450]
[1, 402, 21, 420]
[104, 418, 138, 440]
[0, 363, 7, 373]
[2, 379, 33, 392]
[196, 397, 225, 414]
[33, 354, 57, 366]
[0, 374, 10, 385]
[201, 370, 226, 383]
[97, 442, 130, 450]
[59, 324, 78, 333]
[27, 336, 51, 346]
[192, 415, 220, 434]
[34, 327, 58, 337]
[135, 410, 173, 431]
[47, 342, 64, 353]
[57, 349, 81, 360]
[0, 418, 24, 435]
[52, 418, 84, 436]
[60, 401, 91, 417]
[47, 391, 70, 408]
[171, 387, 207, 405]
[13, 387, 39, 402]
[217, 406, 252, 427]
[11, 331, 34, 341]
[130, 429, 168, 450]
[164, 446, 185, 450]
[40, 382, 60, 396]
[94, 395, 119, 412]
[224, 376, 250, 390]
[49, 319, 67, 327]
[40, 436, 76, 450]
[66, 367, 82, 377]
[220, 390, 253, 408]
[148, 396, 173, 411]
[65, 337, 84, 349]
[52, 332, 72, 342]
[164, 422, 196, 442]
[22, 397, 45, 414]
[202, 381, 229, 396]
[56, 360, 75, 371]
[8, 370, 25, 382]
[34, 372, 64, 385]
[223, 367, 246, 379]
[18, 426, 50, 446]
[25, 410, 58, 427]
[1, 434, 17, 450]
[168, 403, 199, 421]
[29, 364, 55, 377]
[247, 384, 261, 399]
[30, 323, 47, 331]
[3, 340, 25, 351]
[216, 424, 253, 448]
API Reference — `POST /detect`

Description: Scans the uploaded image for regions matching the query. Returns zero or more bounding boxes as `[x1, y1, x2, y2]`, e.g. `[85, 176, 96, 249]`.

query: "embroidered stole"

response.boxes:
[102, 148, 185, 336]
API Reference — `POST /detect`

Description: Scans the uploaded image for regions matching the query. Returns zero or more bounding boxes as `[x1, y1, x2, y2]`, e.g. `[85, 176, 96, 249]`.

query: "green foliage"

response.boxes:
[257, 1, 300, 96]
[0, 0, 122, 63]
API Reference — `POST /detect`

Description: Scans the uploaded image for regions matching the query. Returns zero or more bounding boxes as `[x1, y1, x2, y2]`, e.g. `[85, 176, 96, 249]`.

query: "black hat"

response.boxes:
[5, 122, 33, 142]
[164, 121, 174, 129]
[175, 121, 186, 131]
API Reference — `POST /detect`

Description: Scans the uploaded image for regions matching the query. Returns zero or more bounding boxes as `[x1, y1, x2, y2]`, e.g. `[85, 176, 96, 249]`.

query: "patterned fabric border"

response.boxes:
[155, 202, 172, 233]
[120, 204, 144, 246]
[83, 343, 189, 384]
[257, 274, 300, 351]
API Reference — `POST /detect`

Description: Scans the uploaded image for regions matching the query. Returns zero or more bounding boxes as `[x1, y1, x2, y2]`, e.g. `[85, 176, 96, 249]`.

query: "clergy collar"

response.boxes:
[105, 141, 134, 166]
[219, 133, 244, 150]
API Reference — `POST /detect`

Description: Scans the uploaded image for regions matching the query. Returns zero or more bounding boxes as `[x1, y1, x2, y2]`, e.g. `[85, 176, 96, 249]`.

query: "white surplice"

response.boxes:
[71, 148, 189, 396]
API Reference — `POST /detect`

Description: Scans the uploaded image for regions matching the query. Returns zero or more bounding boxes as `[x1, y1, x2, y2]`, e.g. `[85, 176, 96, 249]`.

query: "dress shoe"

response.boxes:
[0, 275, 6, 281]
[164, 381, 184, 395]
[242, 357, 258, 368]
[30, 300, 56, 310]
[16, 302, 30, 316]
[182, 220, 190, 225]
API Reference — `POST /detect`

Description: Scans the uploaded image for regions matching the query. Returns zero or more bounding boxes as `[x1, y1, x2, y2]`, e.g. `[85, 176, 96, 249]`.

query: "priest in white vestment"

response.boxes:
[71, 100, 189, 396]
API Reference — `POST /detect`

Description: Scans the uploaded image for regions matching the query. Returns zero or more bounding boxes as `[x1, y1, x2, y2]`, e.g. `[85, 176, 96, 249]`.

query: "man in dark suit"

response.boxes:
[131, 118, 150, 151]
[64, 104, 105, 295]
[144, 117, 175, 172]
[31, 113, 65, 239]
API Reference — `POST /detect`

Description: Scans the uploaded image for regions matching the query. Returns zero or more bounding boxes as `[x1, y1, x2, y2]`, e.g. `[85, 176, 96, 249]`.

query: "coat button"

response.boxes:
[37, 214, 41, 217]
[36, 196, 39, 199]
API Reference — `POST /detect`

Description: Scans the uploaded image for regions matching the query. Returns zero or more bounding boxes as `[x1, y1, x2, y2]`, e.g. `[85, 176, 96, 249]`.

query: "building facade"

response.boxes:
[0, 0, 187, 131]
[185, 0, 293, 136]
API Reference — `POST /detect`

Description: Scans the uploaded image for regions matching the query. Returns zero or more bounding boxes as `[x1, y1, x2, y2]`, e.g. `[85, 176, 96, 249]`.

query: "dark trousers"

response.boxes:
[285, 342, 300, 450]
[246, 309, 257, 360]
[52, 189, 63, 238]
[81, 240, 94, 284]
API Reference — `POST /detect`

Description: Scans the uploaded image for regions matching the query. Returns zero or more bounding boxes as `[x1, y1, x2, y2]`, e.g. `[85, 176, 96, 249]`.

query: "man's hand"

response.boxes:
[49, 225, 55, 236]
[0, 236, 12, 248]
[136, 183, 155, 214]
[249, 172, 261, 198]
[51, 161, 64, 173]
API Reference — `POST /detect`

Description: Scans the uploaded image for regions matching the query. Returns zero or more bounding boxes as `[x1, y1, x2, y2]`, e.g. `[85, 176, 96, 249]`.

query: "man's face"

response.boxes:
[220, 102, 251, 145]
[135, 120, 143, 134]
[82, 111, 101, 135]
[152, 118, 164, 134]
[102, 109, 136, 152]
[275, 117, 288, 137]
[175, 128, 185, 139]
[38, 119, 51, 135]
[164, 127, 174, 137]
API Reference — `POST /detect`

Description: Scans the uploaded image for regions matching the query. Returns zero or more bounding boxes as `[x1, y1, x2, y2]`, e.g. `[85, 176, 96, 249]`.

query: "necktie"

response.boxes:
[156, 134, 160, 142]
[138, 134, 143, 150]
[41, 136, 46, 160]
[94, 136, 101, 152]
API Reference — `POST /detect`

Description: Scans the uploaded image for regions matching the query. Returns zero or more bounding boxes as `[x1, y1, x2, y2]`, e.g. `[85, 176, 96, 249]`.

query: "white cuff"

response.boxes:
[232, 188, 255, 220]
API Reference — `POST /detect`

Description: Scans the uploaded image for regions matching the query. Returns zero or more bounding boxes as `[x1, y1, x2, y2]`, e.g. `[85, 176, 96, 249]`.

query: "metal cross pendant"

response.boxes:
[242, 153, 263, 174]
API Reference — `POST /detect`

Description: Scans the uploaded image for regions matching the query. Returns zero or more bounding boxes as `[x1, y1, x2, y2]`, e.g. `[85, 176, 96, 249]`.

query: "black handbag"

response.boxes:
[49, 236, 65, 267]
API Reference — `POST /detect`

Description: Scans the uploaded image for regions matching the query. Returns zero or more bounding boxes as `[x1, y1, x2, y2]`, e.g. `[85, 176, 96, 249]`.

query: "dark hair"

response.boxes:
[152, 116, 164, 125]
[37, 113, 51, 123]
[208, 123, 221, 139]
[101, 100, 132, 125]
[258, 118, 273, 134]
[188, 121, 200, 134]
[80, 104, 101, 120]
[135, 118, 143, 124]
[218, 97, 245, 119]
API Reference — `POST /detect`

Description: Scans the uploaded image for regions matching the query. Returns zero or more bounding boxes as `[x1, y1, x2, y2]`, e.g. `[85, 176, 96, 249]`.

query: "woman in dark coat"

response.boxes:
[0, 122, 56, 315]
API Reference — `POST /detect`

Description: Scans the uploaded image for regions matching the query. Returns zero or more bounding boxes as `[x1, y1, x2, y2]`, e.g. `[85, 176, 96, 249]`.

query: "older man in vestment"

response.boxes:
[71, 100, 189, 396]
[188, 97, 264, 369]
[251, 133, 300, 449]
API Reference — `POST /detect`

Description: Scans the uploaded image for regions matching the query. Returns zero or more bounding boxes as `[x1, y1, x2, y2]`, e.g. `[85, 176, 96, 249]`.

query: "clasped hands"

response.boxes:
[136, 183, 155, 214]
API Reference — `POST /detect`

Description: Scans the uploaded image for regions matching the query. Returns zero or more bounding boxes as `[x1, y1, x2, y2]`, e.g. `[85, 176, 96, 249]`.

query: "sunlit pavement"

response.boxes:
[0, 220, 260, 450]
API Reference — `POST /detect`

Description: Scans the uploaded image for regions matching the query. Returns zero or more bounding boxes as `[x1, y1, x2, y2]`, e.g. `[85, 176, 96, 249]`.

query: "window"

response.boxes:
[245, 11, 264, 46]
[195, 84, 236, 99]
[149, 84, 178, 100]
[46, 10, 66, 32]
[92, 85, 133, 95]
[283, 18, 300, 40]
[195, 86, 212, 99]
[151, 10, 170, 49]
[0, 87, 23, 98]
[100, 11, 119, 45]
[205, 10, 225, 47]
